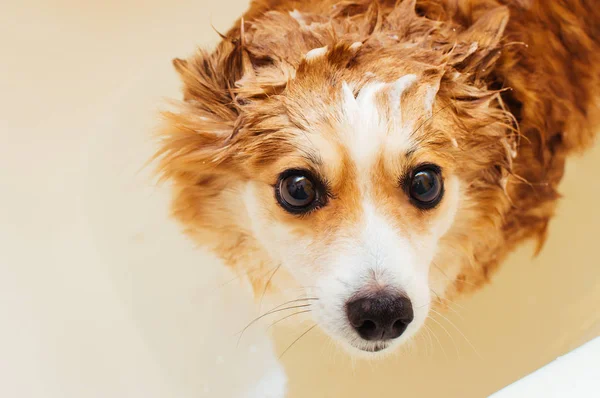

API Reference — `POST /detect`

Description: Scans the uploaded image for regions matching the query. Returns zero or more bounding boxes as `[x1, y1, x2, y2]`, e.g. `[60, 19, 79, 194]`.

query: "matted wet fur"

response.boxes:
[155, 0, 599, 357]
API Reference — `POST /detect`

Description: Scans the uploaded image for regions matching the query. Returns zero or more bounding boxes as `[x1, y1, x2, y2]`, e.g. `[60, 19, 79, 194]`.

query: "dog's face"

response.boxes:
[159, 6, 514, 356]
[240, 51, 463, 353]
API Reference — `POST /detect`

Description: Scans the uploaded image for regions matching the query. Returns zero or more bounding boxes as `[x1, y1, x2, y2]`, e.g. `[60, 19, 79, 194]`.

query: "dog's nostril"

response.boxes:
[346, 292, 413, 342]
[392, 319, 405, 330]
[392, 319, 409, 336]
[357, 319, 377, 335]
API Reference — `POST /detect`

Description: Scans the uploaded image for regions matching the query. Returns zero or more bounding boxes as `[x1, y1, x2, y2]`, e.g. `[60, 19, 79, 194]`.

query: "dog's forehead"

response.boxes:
[240, 44, 457, 189]
[338, 75, 424, 169]
[280, 51, 445, 177]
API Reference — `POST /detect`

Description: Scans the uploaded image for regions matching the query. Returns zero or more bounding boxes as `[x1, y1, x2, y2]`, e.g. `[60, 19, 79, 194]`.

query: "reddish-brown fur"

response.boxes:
[156, 0, 599, 300]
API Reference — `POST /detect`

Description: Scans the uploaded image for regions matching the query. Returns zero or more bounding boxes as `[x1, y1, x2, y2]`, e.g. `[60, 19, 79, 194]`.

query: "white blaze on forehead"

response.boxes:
[341, 74, 417, 171]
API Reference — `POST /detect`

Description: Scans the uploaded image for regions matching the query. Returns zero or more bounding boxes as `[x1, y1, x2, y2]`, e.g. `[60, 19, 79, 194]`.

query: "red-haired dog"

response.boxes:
[157, 0, 599, 360]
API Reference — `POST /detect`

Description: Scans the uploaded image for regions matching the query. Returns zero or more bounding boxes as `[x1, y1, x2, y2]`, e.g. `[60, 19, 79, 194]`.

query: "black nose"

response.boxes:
[346, 292, 414, 341]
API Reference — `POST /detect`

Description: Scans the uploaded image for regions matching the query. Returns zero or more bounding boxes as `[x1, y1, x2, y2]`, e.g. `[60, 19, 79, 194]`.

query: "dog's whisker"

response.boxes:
[422, 323, 435, 357]
[429, 308, 481, 359]
[428, 287, 461, 316]
[192, 266, 282, 305]
[267, 309, 312, 330]
[267, 297, 319, 312]
[218, 265, 278, 289]
[234, 295, 317, 338]
[431, 261, 455, 285]
[430, 260, 478, 290]
[258, 263, 282, 312]
[425, 317, 448, 361]
[428, 285, 465, 319]
[436, 301, 464, 320]
[434, 294, 465, 310]
[235, 304, 313, 346]
[428, 314, 461, 359]
[278, 324, 317, 359]
[434, 296, 465, 317]
[414, 300, 431, 309]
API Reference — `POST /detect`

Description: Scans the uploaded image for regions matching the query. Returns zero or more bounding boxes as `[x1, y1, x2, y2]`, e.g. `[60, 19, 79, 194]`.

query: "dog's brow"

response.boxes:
[405, 146, 418, 159]
[300, 149, 323, 167]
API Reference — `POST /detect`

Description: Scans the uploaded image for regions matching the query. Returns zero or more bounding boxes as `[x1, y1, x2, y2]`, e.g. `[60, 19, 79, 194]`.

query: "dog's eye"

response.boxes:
[276, 170, 323, 214]
[409, 166, 443, 209]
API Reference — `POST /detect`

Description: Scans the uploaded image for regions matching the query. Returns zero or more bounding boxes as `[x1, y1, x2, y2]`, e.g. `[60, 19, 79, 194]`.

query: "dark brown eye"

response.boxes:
[409, 166, 443, 209]
[276, 170, 324, 214]
[275, 170, 326, 214]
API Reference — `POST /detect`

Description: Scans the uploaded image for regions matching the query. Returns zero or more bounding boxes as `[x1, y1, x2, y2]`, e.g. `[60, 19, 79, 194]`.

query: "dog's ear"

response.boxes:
[156, 40, 253, 181]
[449, 6, 509, 75]
[171, 37, 252, 121]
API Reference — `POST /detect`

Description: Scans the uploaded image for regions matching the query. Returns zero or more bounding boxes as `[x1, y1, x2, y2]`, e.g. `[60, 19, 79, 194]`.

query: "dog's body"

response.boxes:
[157, 0, 598, 392]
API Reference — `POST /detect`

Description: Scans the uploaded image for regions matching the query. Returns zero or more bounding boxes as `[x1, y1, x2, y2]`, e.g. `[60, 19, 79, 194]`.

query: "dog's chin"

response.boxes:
[335, 338, 401, 359]
[356, 342, 392, 354]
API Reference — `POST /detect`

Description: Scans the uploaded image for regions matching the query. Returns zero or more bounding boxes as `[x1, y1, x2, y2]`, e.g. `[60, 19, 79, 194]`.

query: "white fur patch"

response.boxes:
[389, 74, 418, 121]
[311, 198, 432, 353]
[289, 10, 306, 26]
[349, 41, 363, 52]
[341, 81, 385, 168]
[341, 75, 417, 174]
[424, 84, 440, 117]
[468, 42, 479, 56]
[305, 46, 328, 60]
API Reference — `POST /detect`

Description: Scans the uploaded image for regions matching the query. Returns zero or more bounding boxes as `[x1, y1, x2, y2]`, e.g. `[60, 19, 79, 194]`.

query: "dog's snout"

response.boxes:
[346, 292, 414, 341]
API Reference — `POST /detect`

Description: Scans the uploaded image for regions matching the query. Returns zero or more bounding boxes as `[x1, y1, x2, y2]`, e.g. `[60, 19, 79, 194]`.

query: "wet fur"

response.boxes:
[156, 0, 599, 340]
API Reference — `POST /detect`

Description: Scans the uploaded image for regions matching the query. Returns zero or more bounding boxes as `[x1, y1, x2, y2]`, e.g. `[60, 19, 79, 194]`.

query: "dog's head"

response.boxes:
[157, 4, 515, 354]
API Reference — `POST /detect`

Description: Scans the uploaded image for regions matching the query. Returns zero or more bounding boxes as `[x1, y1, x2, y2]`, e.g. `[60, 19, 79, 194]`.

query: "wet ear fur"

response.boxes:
[156, 37, 254, 181]
[449, 6, 509, 75]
